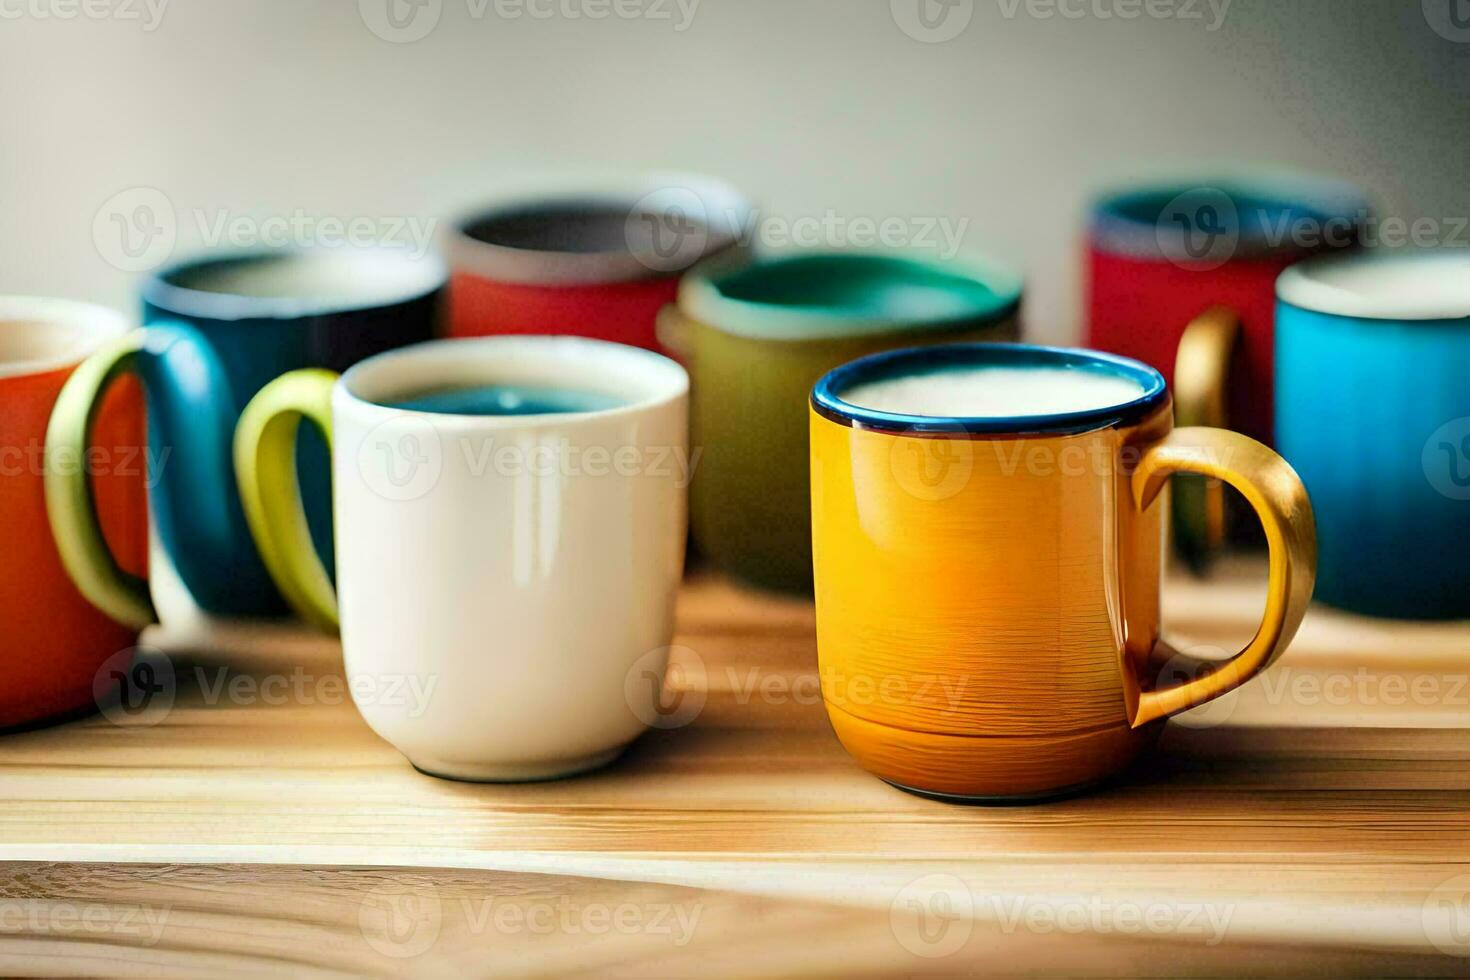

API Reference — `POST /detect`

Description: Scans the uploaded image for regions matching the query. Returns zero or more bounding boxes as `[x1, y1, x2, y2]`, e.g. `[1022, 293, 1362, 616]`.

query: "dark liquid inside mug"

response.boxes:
[384, 384, 626, 416]
[462, 202, 715, 257]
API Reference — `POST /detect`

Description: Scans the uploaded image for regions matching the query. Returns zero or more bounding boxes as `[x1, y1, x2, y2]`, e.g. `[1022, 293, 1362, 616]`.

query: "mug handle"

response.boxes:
[1126, 426, 1316, 727]
[655, 305, 693, 362]
[45, 321, 242, 628]
[1171, 306, 1240, 572]
[233, 369, 340, 632]
[44, 330, 155, 629]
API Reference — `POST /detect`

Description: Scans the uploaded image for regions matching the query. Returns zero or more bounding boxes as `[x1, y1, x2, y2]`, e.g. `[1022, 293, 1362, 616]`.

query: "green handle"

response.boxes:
[44, 330, 156, 630]
[234, 369, 341, 632]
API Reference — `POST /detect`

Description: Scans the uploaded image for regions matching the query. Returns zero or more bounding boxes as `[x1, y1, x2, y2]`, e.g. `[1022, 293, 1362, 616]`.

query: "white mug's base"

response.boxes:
[406, 746, 628, 784]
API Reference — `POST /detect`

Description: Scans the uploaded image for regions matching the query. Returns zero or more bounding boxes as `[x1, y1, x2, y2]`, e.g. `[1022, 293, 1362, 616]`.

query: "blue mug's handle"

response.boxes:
[45, 323, 237, 629]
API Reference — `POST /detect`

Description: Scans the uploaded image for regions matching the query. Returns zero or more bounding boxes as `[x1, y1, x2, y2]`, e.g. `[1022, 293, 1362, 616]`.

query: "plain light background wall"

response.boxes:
[2, 0, 1466, 345]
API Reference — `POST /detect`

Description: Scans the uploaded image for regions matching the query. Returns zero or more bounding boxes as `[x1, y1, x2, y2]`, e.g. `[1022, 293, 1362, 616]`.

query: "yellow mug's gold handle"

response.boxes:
[1126, 427, 1316, 727]
[655, 305, 694, 363]
[1172, 306, 1240, 571]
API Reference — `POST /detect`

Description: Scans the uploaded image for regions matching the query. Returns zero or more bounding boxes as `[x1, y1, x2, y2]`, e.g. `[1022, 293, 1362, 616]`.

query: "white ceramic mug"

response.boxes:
[234, 336, 689, 781]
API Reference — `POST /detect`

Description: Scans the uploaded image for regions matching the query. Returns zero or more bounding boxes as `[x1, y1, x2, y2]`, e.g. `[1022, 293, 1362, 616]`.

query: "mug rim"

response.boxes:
[678, 248, 1024, 343]
[0, 297, 132, 381]
[446, 171, 752, 286]
[339, 334, 689, 430]
[1089, 172, 1370, 263]
[143, 247, 447, 323]
[811, 342, 1168, 436]
[1277, 247, 1470, 322]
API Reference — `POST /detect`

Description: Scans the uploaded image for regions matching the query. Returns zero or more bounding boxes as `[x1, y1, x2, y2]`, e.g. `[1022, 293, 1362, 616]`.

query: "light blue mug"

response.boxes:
[1276, 248, 1470, 619]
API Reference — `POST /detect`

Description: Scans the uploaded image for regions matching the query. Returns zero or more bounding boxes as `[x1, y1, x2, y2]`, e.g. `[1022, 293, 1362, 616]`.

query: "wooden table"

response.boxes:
[1, 558, 1468, 977]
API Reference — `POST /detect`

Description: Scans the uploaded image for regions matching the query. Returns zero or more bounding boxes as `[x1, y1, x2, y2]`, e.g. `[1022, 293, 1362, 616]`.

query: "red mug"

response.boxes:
[1, 299, 148, 729]
[1085, 176, 1366, 563]
[446, 174, 752, 353]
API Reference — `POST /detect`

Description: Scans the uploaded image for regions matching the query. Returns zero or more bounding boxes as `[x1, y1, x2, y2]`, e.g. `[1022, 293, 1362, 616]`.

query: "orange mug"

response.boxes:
[1, 299, 148, 729]
[809, 343, 1316, 801]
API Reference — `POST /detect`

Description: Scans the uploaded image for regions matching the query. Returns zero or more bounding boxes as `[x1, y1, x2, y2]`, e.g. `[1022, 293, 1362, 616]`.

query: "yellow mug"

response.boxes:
[809, 343, 1316, 801]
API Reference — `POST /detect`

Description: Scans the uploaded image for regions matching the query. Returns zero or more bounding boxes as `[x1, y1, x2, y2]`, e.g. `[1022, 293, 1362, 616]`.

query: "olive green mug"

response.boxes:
[659, 250, 1023, 593]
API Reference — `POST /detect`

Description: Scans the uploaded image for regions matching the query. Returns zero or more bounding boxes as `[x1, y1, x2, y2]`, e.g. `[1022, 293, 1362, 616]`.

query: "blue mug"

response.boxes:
[46, 248, 445, 626]
[1276, 248, 1470, 619]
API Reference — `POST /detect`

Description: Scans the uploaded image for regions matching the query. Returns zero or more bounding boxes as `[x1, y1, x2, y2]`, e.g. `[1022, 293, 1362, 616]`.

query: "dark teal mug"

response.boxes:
[45, 248, 445, 627]
[1276, 248, 1470, 619]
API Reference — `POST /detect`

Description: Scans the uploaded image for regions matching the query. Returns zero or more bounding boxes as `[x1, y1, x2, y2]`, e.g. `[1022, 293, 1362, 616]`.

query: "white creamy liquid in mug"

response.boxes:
[840, 366, 1145, 418]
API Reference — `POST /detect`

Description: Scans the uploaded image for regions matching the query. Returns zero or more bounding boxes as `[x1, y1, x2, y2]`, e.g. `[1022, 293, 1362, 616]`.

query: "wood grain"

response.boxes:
[1, 555, 1468, 975]
[2, 862, 1466, 978]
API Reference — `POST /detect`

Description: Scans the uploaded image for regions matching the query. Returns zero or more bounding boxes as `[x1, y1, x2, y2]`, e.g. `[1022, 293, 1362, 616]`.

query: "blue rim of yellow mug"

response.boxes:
[811, 342, 1168, 436]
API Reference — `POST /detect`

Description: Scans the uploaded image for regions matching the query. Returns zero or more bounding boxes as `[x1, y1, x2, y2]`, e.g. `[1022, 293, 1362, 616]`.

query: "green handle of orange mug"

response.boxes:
[44, 330, 157, 631]
[234, 369, 341, 633]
